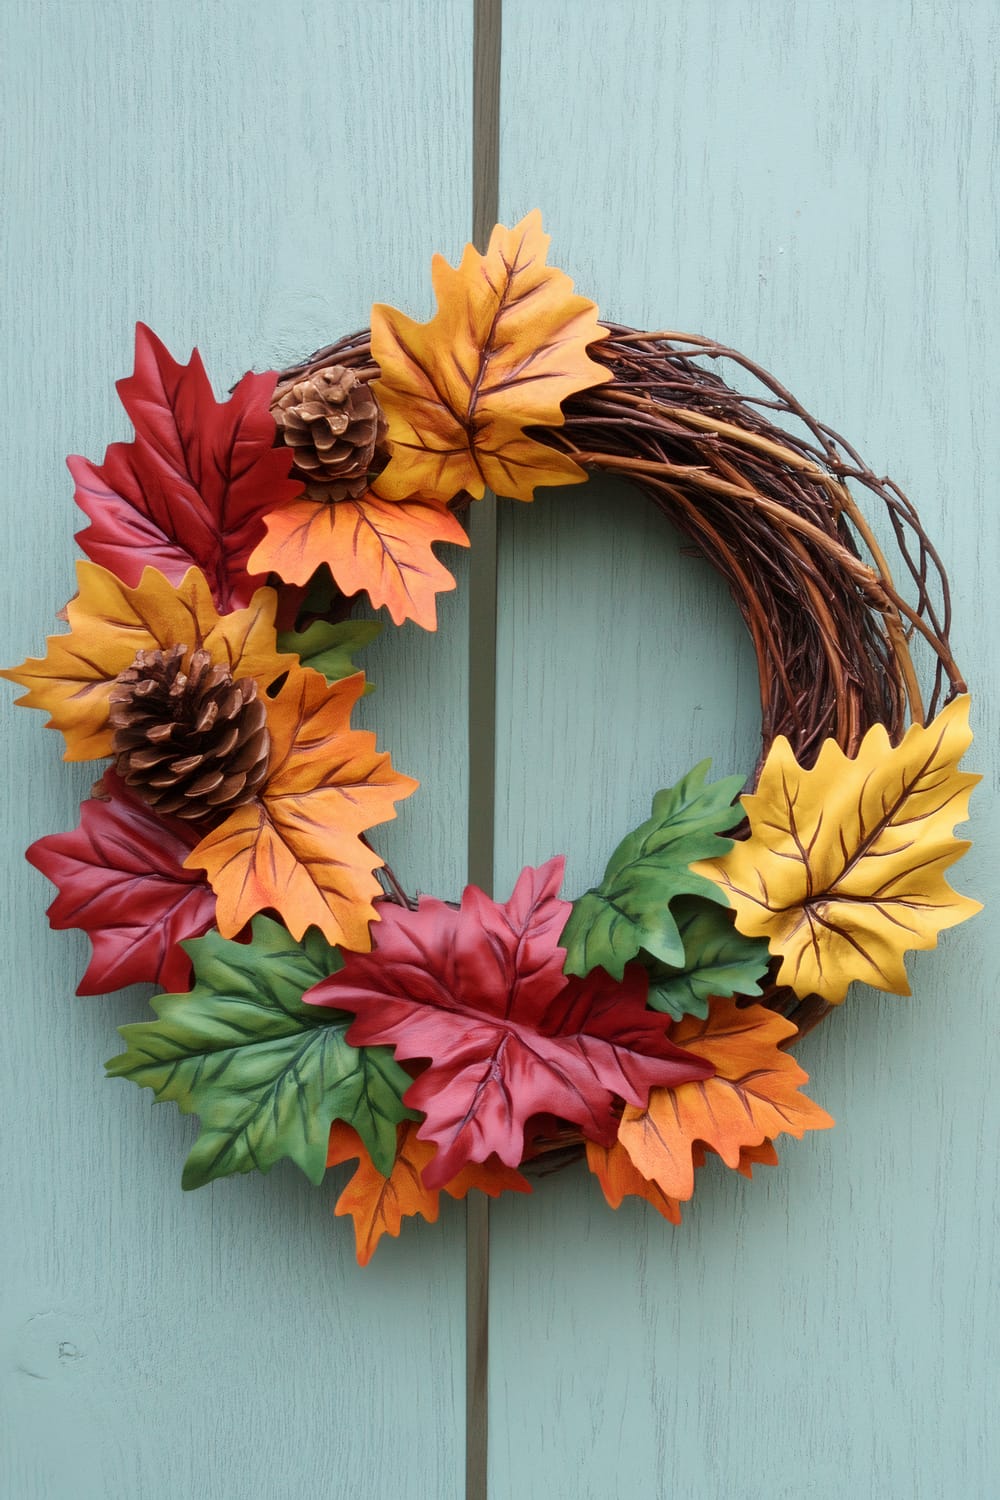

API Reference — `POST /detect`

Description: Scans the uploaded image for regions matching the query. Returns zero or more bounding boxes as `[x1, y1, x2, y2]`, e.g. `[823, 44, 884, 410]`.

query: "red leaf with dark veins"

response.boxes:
[71, 324, 302, 611]
[27, 771, 218, 995]
[304, 858, 715, 1187]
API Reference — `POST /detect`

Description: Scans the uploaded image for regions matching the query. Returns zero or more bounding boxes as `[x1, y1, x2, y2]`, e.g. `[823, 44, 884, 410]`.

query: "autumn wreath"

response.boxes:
[5, 213, 980, 1263]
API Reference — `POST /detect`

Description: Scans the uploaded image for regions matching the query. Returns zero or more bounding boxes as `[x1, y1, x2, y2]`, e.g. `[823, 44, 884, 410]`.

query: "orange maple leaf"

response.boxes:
[617, 1000, 833, 1202]
[327, 1119, 530, 1265]
[248, 491, 468, 630]
[370, 209, 612, 504]
[586, 1138, 683, 1224]
[185, 667, 418, 948]
[1, 561, 292, 761]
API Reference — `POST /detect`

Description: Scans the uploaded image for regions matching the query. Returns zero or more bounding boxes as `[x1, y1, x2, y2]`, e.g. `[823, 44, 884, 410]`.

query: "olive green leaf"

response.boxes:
[277, 618, 382, 690]
[560, 760, 745, 980]
[642, 896, 771, 1022]
[106, 916, 414, 1188]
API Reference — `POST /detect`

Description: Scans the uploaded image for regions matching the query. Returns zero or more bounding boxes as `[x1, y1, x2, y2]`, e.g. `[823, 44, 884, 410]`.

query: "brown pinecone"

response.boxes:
[271, 364, 387, 501]
[108, 645, 270, 822]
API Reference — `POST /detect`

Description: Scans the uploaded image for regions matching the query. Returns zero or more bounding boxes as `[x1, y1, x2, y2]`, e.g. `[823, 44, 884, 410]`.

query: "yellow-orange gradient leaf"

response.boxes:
[370, 209, 611, 504]
[186, 667, 418, 947]
[692, 696, 981, 1002]
[617, 1000, 833, 1202]
[1, 561, 292, 761]
[248, 492, 469, 630]
[327, 1120, 530, 1265]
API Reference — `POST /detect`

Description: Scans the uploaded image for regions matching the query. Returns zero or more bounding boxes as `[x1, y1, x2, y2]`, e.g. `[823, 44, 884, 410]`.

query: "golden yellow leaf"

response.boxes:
[370, 209, 612, 504]
[693, 696, 981, 1002]
[1, 561, 292, 761]
[617, 1001, 833, 1201]
[186, 667, 418, 948]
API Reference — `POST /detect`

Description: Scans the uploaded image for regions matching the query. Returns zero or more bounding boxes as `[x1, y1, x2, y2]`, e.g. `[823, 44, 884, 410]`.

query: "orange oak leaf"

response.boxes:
[1, 561, 292, 761]
[248, 491, 468, 630]
[692, 696, 982, 1002]
[185, 667, 418, 948]
[617, 1000, 833, 1202]
[327, 1119, 530, 1265]
[370, 209, 612, 504]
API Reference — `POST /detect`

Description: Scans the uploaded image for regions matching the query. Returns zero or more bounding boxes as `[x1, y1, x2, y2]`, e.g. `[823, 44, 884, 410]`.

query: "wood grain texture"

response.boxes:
[0, 2, 471, 1496]
[491, 2, 999, 1497]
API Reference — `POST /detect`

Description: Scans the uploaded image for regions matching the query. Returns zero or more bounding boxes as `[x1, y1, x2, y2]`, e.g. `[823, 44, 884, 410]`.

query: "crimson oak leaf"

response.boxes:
[71, 324, 302, 611]
[27, 771, 217, 995]
[304, 857, 714, 1188]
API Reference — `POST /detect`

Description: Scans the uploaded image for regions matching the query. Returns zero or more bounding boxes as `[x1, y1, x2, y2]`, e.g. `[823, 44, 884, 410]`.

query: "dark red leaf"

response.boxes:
[305, 858, 714, 1187]
[71, 324, 302, 611]
[27, 771, 218, 995]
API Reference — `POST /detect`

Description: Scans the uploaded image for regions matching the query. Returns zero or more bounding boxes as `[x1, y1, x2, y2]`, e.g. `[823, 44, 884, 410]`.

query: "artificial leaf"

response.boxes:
[1, 561, 292, 760]
[327, 1120, 530, 1265]
[370, 210, 612, 504]
[692, 697, 982, 1002]
[305, 858, 714, 1188]
[250, 491, 468, 631]
[106, 916, 414, 1186]
[642, 895, 771, 1021]
[617, 1000, 833, 1202]
[71, 324, 301, 611]
[27, 770, 217, 995]
[586, 1138, 683, 1225]
[277, 618, 382, 689]
[561, 760, 745, 981]
[186, 668, 418, 948]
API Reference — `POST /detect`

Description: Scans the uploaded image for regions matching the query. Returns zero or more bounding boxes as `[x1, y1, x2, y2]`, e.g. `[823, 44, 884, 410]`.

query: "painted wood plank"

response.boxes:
[491, 2, 1000, 1496]
[0, 3, 472, 1496]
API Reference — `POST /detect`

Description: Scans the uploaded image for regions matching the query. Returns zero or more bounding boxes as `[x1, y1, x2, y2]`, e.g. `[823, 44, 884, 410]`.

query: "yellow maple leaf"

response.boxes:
[370, 209, 611, 504]
[186, 667, 418, 948]
[693, 696, 981, 1002]
[2, 561, 292, 761]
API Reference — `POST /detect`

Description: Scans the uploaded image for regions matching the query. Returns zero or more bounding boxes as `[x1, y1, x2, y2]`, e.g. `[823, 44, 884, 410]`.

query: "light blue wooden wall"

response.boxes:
[2, 2, 997, 1497]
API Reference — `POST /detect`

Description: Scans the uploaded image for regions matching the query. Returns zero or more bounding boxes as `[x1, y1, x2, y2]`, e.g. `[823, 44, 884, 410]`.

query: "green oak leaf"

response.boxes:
[642, 896, 771, 1021]
[106, 916, 414, 1189]
[277, 618, 382, 691]
[561, 759, 745, 980]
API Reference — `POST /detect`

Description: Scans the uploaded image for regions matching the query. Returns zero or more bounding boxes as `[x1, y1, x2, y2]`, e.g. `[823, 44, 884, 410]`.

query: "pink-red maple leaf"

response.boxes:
[27, 771, 218, 995]
[71, 324, 302, 612]
[305, 858, 714, 1187]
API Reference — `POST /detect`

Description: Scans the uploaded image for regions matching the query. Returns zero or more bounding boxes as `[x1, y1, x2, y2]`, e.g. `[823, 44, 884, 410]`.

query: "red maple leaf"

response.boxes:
[305, 858, 714, 1187]
[71, 324, 302, 612]
[27, 771, 218, 995]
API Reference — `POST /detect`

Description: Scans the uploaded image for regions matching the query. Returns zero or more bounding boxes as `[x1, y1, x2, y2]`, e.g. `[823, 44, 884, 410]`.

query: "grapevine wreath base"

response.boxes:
[5, 213, 980, 1263]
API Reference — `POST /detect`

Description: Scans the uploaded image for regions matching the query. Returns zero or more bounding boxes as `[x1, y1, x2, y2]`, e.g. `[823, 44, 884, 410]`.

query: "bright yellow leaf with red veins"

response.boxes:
[186, 667, 418, 948]
[370, 209, 612, 504]
[248, 490, 468, 631]
[617, 1001, 833, 1203]
[1, 561, 292, 761]
[692, 696, 981, 1003]
[327, 1120, 530, 1266]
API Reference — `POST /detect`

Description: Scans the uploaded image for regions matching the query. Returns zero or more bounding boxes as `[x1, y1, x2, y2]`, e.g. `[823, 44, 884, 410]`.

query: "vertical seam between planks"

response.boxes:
[466, 3, 502, 1499]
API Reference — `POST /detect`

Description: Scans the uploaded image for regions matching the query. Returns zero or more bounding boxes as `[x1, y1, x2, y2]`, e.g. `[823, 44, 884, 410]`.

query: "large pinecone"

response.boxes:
[109, 646, 270, 821]
[271, 364, 386, 501]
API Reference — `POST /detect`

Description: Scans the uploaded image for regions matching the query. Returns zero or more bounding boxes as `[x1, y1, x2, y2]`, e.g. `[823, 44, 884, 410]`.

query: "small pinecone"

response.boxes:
[271, 364, 387, 502]
[109, 646, 270, 822]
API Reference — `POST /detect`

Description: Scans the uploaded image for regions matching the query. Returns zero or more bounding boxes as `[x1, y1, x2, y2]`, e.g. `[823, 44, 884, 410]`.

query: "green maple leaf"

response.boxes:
[642, 896, 771, 1021]
[560, 760, 745, 980]
[277, 618, 382, 690]
[106, 916, 414, 1189]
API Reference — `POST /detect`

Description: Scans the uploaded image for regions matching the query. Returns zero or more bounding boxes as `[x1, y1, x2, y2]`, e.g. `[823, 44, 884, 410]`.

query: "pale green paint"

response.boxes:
[2, 2, 998, 1498]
